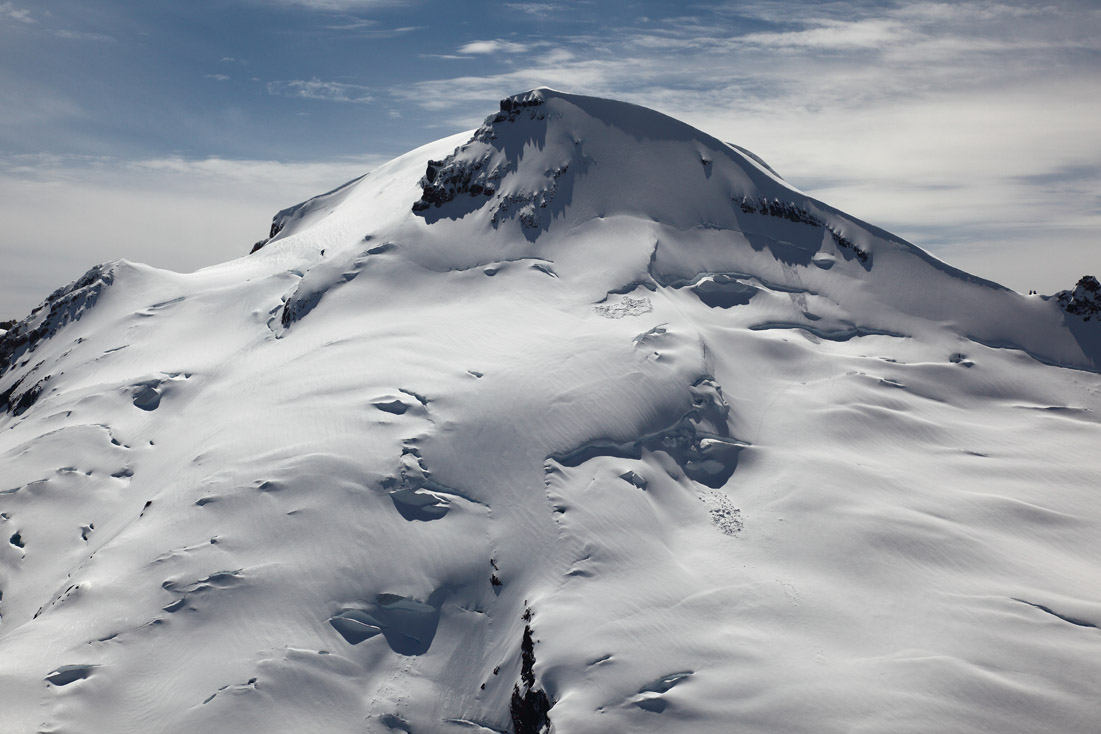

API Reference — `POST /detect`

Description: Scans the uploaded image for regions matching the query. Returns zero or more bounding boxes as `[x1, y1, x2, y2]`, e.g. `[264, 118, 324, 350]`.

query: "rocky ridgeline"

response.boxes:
[0, 264, 114, 377]
[0, 264, 115, 415]
[411, 154, 500, 212]
[476, 90, 548, 141]
[490, 164, 569, 231]
[412, 93, 548, 215]
[737, 195, 870, 263]
[1057, 275, 1101, 320]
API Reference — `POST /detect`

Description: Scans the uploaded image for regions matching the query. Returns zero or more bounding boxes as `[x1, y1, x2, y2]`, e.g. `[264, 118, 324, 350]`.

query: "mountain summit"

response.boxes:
[1, 90, 1099, 734]
[255, 87, 1098, 369]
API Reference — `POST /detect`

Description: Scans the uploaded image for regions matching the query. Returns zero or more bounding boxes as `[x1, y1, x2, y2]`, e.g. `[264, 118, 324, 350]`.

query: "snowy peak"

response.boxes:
[1, 89, 1100, 734]
[1057, 275, 1101, 320]
[410, 88, 809, 239]
[377, 89, 1098, 372]
[1, 88, 1098, 390]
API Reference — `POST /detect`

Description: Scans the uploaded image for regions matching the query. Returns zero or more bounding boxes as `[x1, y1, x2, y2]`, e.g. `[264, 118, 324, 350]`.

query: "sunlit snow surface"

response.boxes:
[1, 89, 1099, 733]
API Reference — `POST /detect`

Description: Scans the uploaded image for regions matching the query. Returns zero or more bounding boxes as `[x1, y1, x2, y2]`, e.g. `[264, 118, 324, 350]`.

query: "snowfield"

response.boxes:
[1, 89, 1098, 734]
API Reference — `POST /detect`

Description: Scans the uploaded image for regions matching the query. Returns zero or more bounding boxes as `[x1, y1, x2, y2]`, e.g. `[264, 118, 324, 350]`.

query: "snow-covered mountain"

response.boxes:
[1, 88, 1099, 734]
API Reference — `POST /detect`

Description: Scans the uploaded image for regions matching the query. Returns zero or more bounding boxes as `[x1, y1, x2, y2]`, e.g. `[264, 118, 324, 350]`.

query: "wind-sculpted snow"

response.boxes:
[689, 274, 759, 308]
[382, 447, 475, 522]
[549, 375, 747, 490]
[329, 589, 447, 655]
[1, 89, 1100, 733]
[252, 175, 366, 254]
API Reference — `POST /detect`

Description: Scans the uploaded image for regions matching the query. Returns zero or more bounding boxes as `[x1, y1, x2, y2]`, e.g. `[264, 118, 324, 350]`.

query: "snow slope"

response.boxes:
[1, 88, 1099, 734]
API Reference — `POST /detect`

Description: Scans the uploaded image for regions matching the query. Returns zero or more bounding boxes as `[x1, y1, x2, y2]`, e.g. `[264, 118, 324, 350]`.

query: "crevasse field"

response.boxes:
[1, 89, 1099, 734]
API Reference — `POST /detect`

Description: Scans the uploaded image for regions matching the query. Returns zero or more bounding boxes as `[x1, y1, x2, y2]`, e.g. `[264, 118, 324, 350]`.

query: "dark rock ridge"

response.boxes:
[1057, 275, 1101, 320]
[509, 609, 552, 734]
[409, 90, 582, 237]
[0, 374, 50, 417]
[1, 264, 113, 414]
[738, 195, 870, 264]
[0, 264, 113, 377]
[412, 92, 548, 215]
[491, 164, 570, 232]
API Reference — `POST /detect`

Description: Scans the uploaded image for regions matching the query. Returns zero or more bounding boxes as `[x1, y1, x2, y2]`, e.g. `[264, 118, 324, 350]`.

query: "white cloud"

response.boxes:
[391, 60, 621, 115]
[458, 39, 529, 55]
[321, 16, 376, 30]
[316, 15, 417, 34]
[0, 2, 32, 24]
[739, 19, 911, 50]
[544, 48, 575, 64]
[54, 28, 116, 42]
[893, 2, 1060, 23]
[264, 0, 411, 10]
[505, 3, 558, 16]
[206, 73, 231, 81]
[267, 78, 373, 103]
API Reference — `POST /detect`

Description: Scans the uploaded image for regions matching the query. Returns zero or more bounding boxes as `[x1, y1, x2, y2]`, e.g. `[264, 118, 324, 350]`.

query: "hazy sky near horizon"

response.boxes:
[1, 0, 1099, 317]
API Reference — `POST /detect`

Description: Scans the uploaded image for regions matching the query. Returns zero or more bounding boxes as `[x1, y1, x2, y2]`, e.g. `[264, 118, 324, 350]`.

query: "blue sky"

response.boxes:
[1, 0, 1099, 317]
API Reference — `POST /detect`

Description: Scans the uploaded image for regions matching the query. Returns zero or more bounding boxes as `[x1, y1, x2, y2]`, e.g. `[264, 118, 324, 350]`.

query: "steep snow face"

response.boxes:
[1, 90, 1099, 734]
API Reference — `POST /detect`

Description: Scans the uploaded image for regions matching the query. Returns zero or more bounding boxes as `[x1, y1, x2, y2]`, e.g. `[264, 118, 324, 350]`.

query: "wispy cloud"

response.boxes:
[267, 78, 374, 103]
[265, 0, 412, 10]
[504, 2, 558, 16]
[892, 2, 1061, 22]
[739, 18, 911, 50]
[321, 16, 377, 30]
[390, 60, 621, 117]
[54, 29, 117, 42]
[206, 73, 231, 82]
[315, 16, 419, 35]
[0, 2, 32, 24]
[458, 39, 529, 54]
